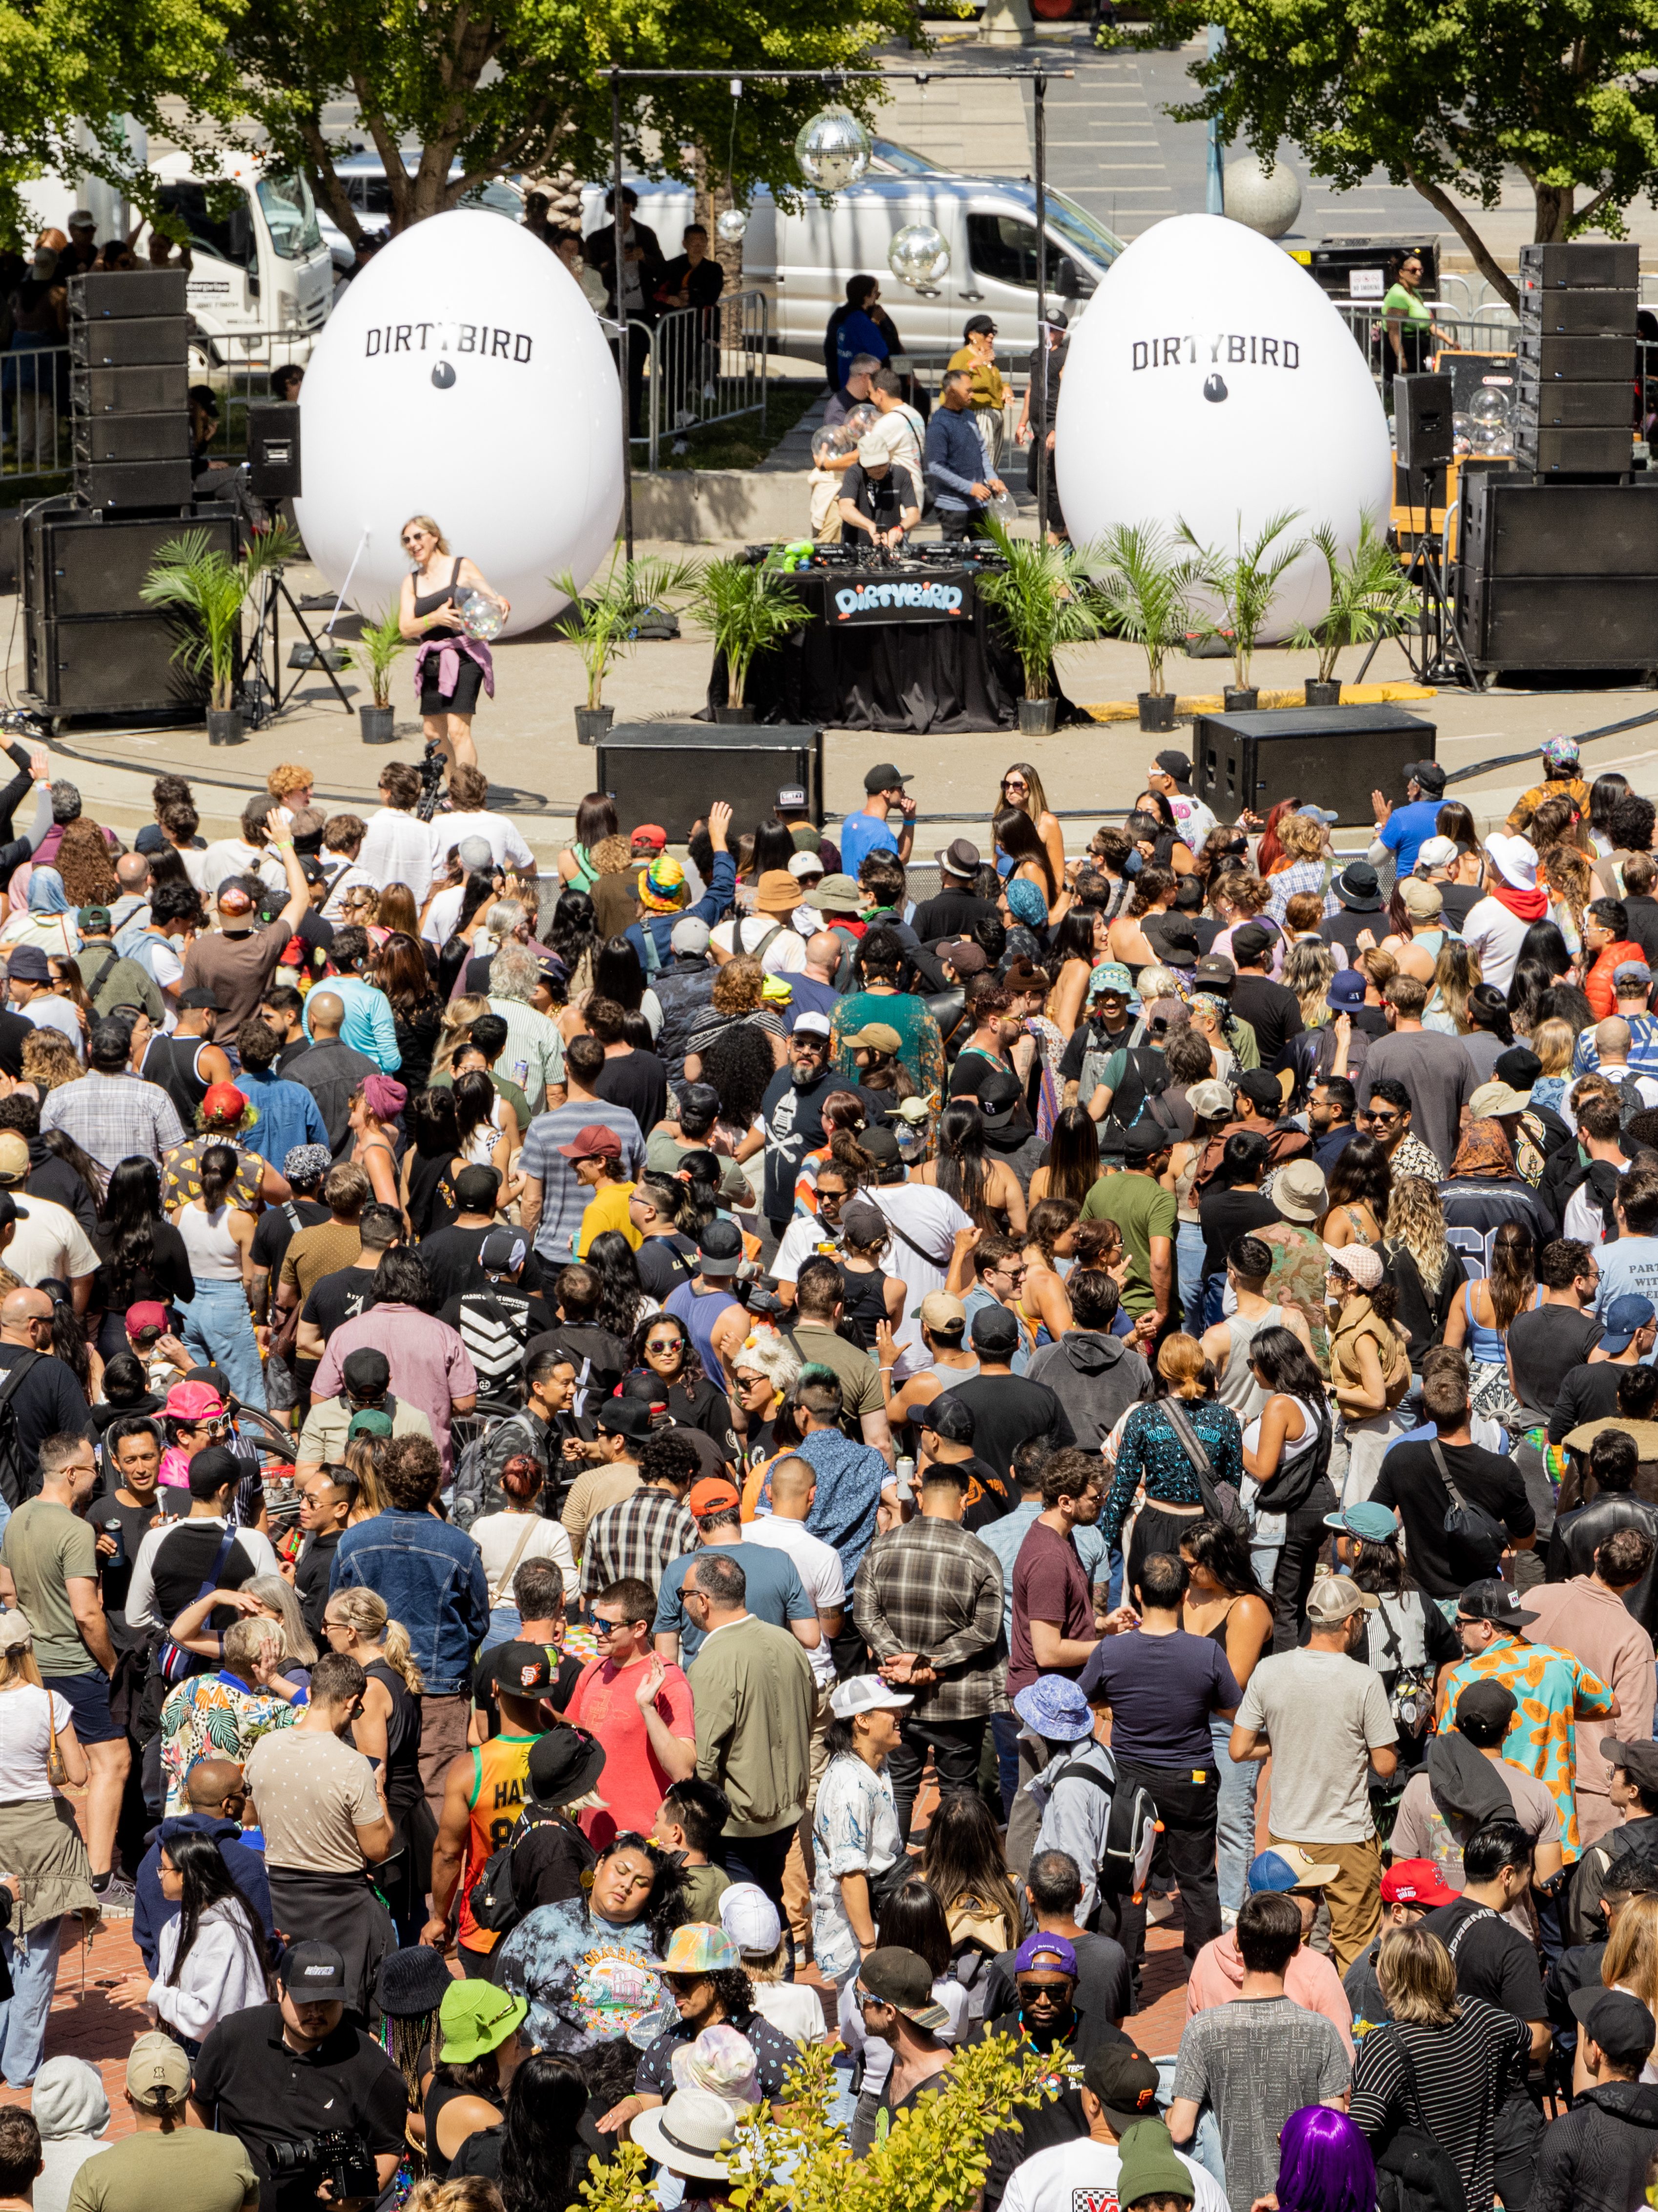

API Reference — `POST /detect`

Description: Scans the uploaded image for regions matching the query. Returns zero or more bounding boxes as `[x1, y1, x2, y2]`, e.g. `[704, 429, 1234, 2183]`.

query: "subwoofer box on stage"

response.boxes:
[75, 457, 195, 509]
[1519, 242, 1640, 289]
[27, 617, 198, 715]
[67, 269, 188, 320]
[594, 721, 821, 844]
[1516, 288, 1637, 336]
[1513, 375, 1631, 428]
[1192, 706, 1435, 828]
[1515, 331, 1634, 382]
[1455, 474, 1658, 670]
[1512, 424, 1633, 475]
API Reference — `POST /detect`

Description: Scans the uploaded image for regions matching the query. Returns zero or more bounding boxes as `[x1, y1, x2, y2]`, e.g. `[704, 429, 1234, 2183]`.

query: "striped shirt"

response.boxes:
[1350, 2001, 1531, 2212]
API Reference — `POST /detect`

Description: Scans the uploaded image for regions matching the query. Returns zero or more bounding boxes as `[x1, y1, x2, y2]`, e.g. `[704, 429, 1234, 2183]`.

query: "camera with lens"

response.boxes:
[416, 741, 447, 823]
[266, 2129, 380, 2203]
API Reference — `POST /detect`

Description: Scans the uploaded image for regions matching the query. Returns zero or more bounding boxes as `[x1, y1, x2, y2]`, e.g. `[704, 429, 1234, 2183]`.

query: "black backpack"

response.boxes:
[1372, 2028, 1470, 2212]
[468, 1803, 594, 1939]
[0, 1354, 41, 1509]
[1044, 1757, 1160, 1908]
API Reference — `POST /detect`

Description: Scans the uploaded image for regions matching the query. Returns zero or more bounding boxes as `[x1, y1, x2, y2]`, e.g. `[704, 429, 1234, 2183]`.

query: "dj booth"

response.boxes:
[703, 545, 1072, 733]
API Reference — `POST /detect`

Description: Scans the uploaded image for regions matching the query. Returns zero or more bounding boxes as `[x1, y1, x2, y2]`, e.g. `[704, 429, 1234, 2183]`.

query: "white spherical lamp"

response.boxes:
[293, 209, 622, 639]
[1222, 153, 1303, 240]
[889, 223, 951, 289]
[796, 105, 872, 191]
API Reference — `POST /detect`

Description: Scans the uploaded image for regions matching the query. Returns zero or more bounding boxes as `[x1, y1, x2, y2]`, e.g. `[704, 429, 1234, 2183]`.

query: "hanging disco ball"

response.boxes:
[795, 104, 872, 190]
[716, 207, 748, 244]
[888, 222, 951, 289]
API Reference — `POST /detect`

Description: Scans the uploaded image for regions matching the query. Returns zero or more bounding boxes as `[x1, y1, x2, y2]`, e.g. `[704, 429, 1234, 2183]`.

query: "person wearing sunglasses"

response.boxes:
[993, 764, 1066, 896]
[396, 515, 511, 782]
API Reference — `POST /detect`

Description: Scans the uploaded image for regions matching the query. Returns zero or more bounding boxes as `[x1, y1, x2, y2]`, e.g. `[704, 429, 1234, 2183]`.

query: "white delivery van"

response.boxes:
[580, 141, 1124, 357]
[146, 150, 335, 364]
[312, 153, 527, 272]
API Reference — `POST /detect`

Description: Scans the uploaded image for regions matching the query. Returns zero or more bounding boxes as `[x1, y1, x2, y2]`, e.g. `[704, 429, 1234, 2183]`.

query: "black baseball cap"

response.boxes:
[1408, 759, 1447, 794]
[491, 1641, 556, 1695]
[1083, 2045, 1164, 2133]
[281, 1941, 349, 2002]
[863, 764, 912, 793]
[1603, 1739, 1658, 1794]
[596, 1397, 653, 1441]
[1122, 1121, 1172, 1160]
[970, 1304, 1020, 1356]
[1457, 1579, 1539, 1631]
[1152, 750, 1193, 786]
[1570, 1986, 1657, 2067]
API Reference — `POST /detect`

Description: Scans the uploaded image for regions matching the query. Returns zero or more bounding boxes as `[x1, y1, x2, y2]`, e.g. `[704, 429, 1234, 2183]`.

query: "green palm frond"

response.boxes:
[975, 520, 1107, 702]
[1177, 507, 1309, 689]
[1289, 514, 1416, 682]
[554, 553, 700, 710]
[351, 606, 409, 710]
[1093, 521, 1203, 696]
[688, 558, 805, 710]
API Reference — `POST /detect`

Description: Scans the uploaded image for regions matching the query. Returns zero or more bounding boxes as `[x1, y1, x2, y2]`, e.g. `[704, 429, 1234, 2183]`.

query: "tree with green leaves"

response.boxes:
[172, 0, 919, 255]
[1105, 0, 1658, 306]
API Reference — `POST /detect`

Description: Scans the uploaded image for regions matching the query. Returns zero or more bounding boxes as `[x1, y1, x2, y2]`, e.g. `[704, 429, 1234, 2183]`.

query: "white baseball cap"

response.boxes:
[829, 1674, 913, 1719]
[719, 1882, 782, 1955]
[787, 850, 823, 881]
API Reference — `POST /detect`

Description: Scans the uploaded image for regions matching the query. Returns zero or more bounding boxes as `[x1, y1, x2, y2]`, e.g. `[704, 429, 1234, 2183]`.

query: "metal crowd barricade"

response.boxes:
[615, 289, 771, 472]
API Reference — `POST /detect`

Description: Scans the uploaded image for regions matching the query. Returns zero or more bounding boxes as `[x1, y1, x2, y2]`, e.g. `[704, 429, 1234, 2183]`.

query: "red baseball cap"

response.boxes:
[630, 825, 668, 855]
[689, 1478, 741, 1517]
[1381, 1859, 1459, 1909]
[201, 1082, 247, 1123]
[125, 1302, 168, 1337]
[556, 1124, 622, 1162]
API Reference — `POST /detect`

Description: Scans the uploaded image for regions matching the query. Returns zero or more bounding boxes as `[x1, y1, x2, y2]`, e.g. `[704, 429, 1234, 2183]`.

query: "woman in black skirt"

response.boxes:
[397, 513, 511, 778]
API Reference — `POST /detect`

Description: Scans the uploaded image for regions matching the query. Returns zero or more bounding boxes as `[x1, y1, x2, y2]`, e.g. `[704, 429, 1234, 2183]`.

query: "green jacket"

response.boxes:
[690, 1612, 816, 1837]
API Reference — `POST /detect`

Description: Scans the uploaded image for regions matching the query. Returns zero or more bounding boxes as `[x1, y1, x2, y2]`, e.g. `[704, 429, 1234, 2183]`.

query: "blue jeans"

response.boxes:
[0, 1916, 62, 2087]
[179, 1280, 267, 1411]
[1210, 1713, 1257, 1923]
[487, 1603, 522, 1649]
[1176, 1222, 1205, 1333]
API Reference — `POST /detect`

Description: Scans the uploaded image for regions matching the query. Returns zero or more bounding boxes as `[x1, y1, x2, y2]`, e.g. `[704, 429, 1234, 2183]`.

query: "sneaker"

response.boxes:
[92, 1878, 136, 1917]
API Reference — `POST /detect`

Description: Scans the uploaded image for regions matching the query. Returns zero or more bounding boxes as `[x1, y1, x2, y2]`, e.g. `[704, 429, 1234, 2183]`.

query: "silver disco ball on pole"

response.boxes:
[795, 105, 873, 190]
[889, 223, 951, 289]
[716, 207, 748, 244]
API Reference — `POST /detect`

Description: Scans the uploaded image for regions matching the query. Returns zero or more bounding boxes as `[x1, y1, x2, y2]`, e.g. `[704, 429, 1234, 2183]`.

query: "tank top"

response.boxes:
[143, 1034, 213, 1124]
[413, 555, 463, 641]
[665, 1279, 739, 1377]
[422, 2075, 503, 2181]
[1241, 1392, 1321, 1468]
[1216, 1303, 1288, 1421]
[361, 1657, 422, 1825]
[456, 1732, 536, 1954]
[178, 1199, 243, 1282]
[838, 1264, 892, 1347]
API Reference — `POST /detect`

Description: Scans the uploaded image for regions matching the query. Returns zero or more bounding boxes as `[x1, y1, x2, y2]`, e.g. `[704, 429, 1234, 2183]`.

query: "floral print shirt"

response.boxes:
[812, 1752, 903, 1983]
[159, 1669, 300, 1814]
[1434, 1634, 1614, 1858]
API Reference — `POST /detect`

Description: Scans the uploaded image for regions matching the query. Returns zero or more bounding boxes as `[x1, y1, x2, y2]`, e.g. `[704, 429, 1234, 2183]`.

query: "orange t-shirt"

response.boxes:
[456, 1732, 537, 1953]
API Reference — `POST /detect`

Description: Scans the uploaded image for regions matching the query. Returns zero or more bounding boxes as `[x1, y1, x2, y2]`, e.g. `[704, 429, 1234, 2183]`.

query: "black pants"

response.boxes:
[936, 507, 992, 543]
[888, 1713, 986, 1844]
[720, 1824, 796, 1911]
[1111, 1757, 1221, 1980]
[618, 322, 653, 435]
[1268, 1488, 1337, 1652]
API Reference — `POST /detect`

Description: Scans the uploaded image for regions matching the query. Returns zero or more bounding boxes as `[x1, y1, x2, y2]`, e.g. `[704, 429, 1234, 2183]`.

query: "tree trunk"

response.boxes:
[1533, 181, 1575, 242]
[1403, 162, 1517, 309]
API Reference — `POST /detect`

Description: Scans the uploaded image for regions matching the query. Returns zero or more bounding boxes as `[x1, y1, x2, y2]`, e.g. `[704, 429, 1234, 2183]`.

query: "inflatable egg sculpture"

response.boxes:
[295, 208, 623, 637]
[1057, 213, 1393, 640]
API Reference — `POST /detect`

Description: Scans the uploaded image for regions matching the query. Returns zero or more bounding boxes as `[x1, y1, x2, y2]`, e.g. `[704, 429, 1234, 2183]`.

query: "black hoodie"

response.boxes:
[1532, 2077, 1658, 2212]
[1026, 1329, 1153, 1448]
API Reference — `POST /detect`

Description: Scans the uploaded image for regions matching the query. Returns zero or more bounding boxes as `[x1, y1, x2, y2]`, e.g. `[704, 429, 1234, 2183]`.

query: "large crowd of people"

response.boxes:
[0, 728, 1654, 2212]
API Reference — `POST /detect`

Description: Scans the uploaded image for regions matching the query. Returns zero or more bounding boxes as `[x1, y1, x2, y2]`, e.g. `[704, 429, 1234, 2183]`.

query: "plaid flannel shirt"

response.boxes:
[581, 1484, 699, 1599]
[853, 1516, 1009, 1720]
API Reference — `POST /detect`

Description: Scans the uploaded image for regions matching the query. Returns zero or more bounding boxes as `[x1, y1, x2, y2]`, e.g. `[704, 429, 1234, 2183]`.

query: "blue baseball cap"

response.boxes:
[1323, 1501, 1399, 1543]
[1600, 1294, 1656, 1357]
[1012, 1677, 1094, 1743]
[1014, 1932, 1079, 1976]
[1328, 969, 1368, 1010]
[1249, 1846, 1340, 1894]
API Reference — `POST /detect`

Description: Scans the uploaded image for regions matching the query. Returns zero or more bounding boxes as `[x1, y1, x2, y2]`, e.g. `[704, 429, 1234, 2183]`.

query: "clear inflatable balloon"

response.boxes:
[988, 490, 1021, 523]
[889, 222, 951, 289]
[715, 207, 748, 244]
[1469, 385, 1512, 428]
[796, 104, 872, 190]
[453, 586, 505, 639]
[843, 403, 880, 439]
[1452, 411, 1474, 456]
[811, 424, 853, 466]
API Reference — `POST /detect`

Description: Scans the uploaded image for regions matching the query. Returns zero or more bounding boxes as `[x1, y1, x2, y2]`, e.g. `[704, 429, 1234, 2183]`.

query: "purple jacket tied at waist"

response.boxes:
[414, 629, 495, 702]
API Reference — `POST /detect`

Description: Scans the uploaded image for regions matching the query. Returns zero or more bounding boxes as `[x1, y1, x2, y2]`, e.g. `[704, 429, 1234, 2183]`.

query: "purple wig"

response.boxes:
[1274, 2106, 1376, 2212]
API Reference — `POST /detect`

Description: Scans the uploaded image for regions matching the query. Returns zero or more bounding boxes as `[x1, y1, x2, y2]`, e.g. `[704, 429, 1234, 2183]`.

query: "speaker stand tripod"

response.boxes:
[1358, 466, 1483, 692]
[241, 562, 356, 726]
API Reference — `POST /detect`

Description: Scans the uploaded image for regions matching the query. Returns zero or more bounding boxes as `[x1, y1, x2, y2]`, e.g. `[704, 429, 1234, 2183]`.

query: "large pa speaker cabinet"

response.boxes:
[1455, 474, 1658, 669]
[1517, 331, 1635, 382]
[1512, 424, 1632, 475]
[68, 318, 189, 369]
[1192, 705, 1436, 829]
[23, 505, 238, 620]
[67, 269, 188, 321]
[594, 721, 822, 844]
[1394, 374, 1454, 472]
[71, 363, 188, 416]
[1517, 289, 1637, 337]
[1520, 242, 1640, 289]
[71, 414, 191, 466]
[1514, 375, 1631, 427]
[246, 402, 301, 498]
[75, 457, 195, 510]
[26, 617, 199, 715]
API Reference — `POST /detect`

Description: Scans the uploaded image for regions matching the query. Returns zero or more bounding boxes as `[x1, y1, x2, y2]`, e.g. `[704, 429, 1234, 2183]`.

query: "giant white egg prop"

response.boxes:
[1057, 214, 1393, 640]
[294, 208, 622, 639]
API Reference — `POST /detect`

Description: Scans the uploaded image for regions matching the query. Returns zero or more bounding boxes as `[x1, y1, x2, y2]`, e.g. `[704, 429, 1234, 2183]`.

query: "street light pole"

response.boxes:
[611, 66, 634, 562]
[1034, 67, 1048, 541]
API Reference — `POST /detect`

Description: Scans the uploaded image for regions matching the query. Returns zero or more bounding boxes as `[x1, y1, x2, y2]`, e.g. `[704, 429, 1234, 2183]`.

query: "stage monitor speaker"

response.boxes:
[1516, 331, 1635, 382]
[1459, 574, 1658, 669]
[22, 502, 239, 622]
[71, 414, 190, 466]
[594, 720, 821, 845]
[67, 269, 189, 321]
[70, 363, 188, 416]
[1519, 242, 1640, 289]
[1458, 473, 1658, 577]
[1192, 705, 1436, 829]
[68, 317, 189, 370]
[1517, 288, 1637, 338]
[1512, 424, 1632, 475]
[1394, 374, 1454, 472]
[246, 402, 302, 498]
[74, 458, 194, 509]
[1513, 376, 1632, 428]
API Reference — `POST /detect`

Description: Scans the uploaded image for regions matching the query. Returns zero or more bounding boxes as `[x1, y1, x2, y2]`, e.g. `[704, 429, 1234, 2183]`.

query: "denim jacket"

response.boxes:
[625, 848, 737, 968]
[330, 1509, 490, 1695]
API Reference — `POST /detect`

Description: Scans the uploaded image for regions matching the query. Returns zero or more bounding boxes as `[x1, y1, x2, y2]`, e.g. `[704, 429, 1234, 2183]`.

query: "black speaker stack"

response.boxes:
[1513, 241, 1638, 476]
[67, 268, 193, 509]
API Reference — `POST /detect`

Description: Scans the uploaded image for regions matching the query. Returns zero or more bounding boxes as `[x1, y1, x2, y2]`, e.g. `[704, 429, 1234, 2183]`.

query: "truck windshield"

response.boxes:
[257, 172, 324, 260]
[157, 180, 257, 273]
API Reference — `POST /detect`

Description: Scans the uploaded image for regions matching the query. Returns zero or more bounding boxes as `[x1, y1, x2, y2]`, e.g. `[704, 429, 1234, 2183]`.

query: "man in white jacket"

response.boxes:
[1463, 832, 1543, 994]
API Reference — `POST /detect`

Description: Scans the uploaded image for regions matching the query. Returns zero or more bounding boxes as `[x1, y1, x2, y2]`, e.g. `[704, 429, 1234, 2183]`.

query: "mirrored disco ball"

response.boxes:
[716, 207, 748, 244]
[889, 222, 951, 288]
[796, 104, 872, 189]
[1452, 411, 1474, 455]
[453, 586, 504, 639]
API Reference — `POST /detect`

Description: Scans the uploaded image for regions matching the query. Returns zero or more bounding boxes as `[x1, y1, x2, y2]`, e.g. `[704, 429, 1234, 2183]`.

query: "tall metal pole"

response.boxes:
[1206, 27, 1225, 214]
[1033, 68, 1049, 542]
[611, 67, 634, 563]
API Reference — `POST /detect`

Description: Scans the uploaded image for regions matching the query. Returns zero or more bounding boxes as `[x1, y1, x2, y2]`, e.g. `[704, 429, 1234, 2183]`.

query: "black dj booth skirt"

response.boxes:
[702, 567, 1078, 734]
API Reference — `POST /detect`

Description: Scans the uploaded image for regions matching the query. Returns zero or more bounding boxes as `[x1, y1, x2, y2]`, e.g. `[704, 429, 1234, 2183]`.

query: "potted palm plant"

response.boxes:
[555, 554, 698, 744]
[690, 556, 805, 722]
[1095, 521, 1200, 732]
[140, 521, 301, 744]
[1179, 508, 1308, 710]
[350, 607, 407, 744]
[976, 520, 1104, 735]
[1290, 515, 1416, 704]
